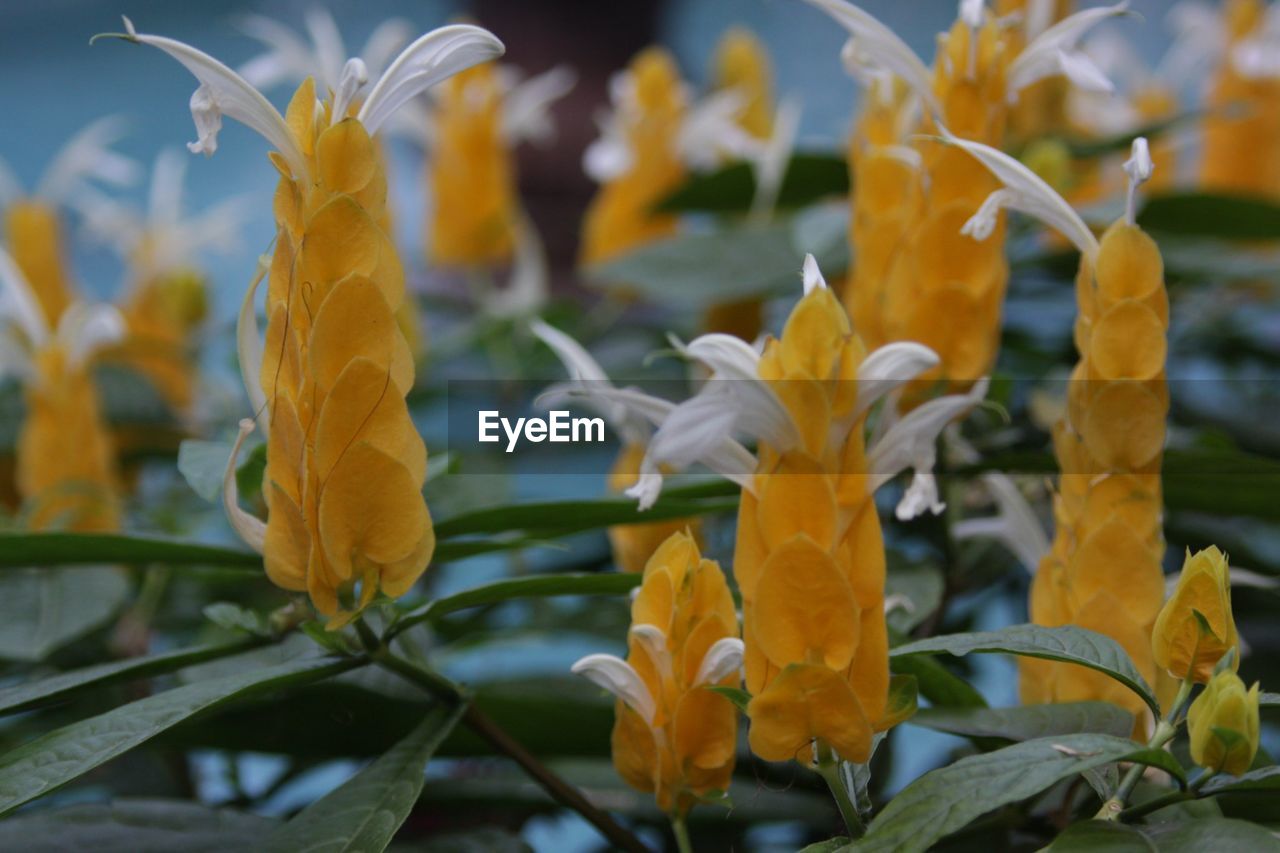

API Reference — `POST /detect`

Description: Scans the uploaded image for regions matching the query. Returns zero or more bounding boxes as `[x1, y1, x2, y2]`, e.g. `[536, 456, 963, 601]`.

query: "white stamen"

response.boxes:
[223, 418, 267, 554]
[571, 653, 657, 725]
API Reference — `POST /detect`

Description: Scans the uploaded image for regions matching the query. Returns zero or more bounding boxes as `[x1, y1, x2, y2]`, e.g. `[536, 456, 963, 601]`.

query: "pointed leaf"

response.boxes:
[0, 533, 261, 570]
[0, 799, 278, 852]
[910, 702, 1134, 743]
[0, 567, 129, 661]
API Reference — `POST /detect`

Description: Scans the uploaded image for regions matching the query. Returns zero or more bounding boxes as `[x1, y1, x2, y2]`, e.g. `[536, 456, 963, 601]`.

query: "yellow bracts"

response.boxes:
[4, 201, 76, 329]
[110, 270, 205, 413]
[1024, 182, 1170, 725]
[1187, 670, 1261, 776]
[258, 80, 433, 622]
[602, 532, 740, 815]
[1152, 547, 1238, 683]
[17, 343, 120, 533]
[580, 48, 686, 266]
[429, 62, 518, 266]
[738, 285, 894, 763]
[1201, 0, 1280, 198]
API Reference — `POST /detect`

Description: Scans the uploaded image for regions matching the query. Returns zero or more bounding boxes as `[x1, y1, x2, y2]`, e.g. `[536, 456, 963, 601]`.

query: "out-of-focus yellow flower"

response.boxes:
[1, 249, 124, 532]
[429, 62, 518, 266]
[1201, 0, 1280, 197]
[580, 48, 687, 267]
[123, 18, 503, 625]
[531, 319, 701, 574]
[568, 257, 984, 764]
[1188, 671, 1260, 776]
[948, 136, 1169, 726]
[999, 0, 1075, 142]
[4, 202, 75, 329]
[573, 531, 742, 816]
[1152, 547, 1238, 683]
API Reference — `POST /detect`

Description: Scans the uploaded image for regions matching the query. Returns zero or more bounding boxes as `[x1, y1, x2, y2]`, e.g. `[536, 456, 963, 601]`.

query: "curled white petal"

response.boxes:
[961, 188, 1017, 242]
[625, 471, 666, 511]
[1008, 2, 1130, 95]
[115, 17, 307, 177]
[503, 65, 577, 144]
[867, 378, 989, 517]
[1123, 136, 1153, 225]
[897, 471, 945, 521]
[571, 653, 657, 725]
[238, 256, 270, 430]
[800, 0, 940, 115]
[331, 58, 369, 123]
[693, 637, 745, 687]
[940, 129, 1099, 258]
[529, 319, 610, 388]
[855, 342, 940, 417]
[223, 418, 267, 554]
[953, 472, 1050, 572]
[56, 302, 125, 367]
[629, 624, 670, 674]
[35, 115, 141, 203]
[0, 246, 50, 348]
[358, 24, 505, 137]
[681, 334, 800, 450]
[360, 18, 415, 79]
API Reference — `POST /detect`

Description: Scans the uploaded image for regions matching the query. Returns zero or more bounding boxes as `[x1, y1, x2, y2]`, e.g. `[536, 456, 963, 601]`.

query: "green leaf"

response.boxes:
[891, 624, 1159, 717]
[854, 734, 1186, 853]
[419, 828, 531, 852]
[261, 701, 465, 853]
[1138, 192, 1280, 240]
[433, 494, 737, 540]
[585, 214, 846, 307]
[885, 563, 944, 634]
[1201, 765, 1280, 794]
[706, 685, 751, 711]
[889, 653, 987, 709]
[1142, 817, 1280, 852]
[910, 702, 1135, 743]
[883, 675, 918, 728]
[0, 654, 358, 815]
[0, 567, 129, 661]
[1048, 821, 1156, 852]
[0, 798, 278, 852]
[655, 151, 849, 214]
[0, 638, 267, 717]
[235, 442, 267, 500]
[177, 439, 232, 502]
[390, 573, 641, 639]
[0, 532, 261, 570]
[799, 839, 854, 853]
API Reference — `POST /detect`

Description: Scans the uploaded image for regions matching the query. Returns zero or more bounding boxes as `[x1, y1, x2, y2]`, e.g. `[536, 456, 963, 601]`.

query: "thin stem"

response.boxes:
[1097, 676, 1195, 820]
[816, 744, 867, 839]
[671, 813, 693, 853]
[1118, 769, 1218, 823]
[371, 644, 648, 853]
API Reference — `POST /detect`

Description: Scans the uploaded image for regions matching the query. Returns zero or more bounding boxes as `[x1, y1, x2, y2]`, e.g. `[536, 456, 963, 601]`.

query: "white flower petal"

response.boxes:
[679, 89, 762, 169]
[238, 256, 270, 430]
[1123, 136, 1153, 224]
[360, 18, 414, 79]
[800, 0, 940, 115]
[583, 127, 634, 182]
[629, 624, 670, 674]
[896, 471, 944, 521]
[802, 253, 827, 294]
[960, 0, 986, 30]
[940, 129, 1099, 258]
[693, 637, 745, 687]
[855, 342, 940, 417]
[751, 96, 802, 219]
[1008, 2, 1130, 95]
[681, 333, 801, 450]
[303, 7, 347, 91]
[235, 14, 314, 89]
[223, 418, 267, 554]
[503, 65, 577, 144]
[331, 57, 370, 124]
[113, 18, 307, 177]
[625, 471, 666, 511]
[35, 115, 141, 203]
[0, 247, 50, 348]
[485, 216, 548, 319]
[571, 653, 657, 725]
[56, 302, 125, 367]
[358, 24, 505, 137]
[530, 319, 610, 384]
[1054, 48, 1116, 94]
[953, 472, 1050, 571]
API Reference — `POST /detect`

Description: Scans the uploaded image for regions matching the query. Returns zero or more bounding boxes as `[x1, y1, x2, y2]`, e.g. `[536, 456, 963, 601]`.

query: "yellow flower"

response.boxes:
[4, 201, 75, 329]
[429, 62, 518, 266]
[121, 18, 503, 625]
[580, 47, 687, 266]
[573, 531, 742, 816]
[1188, 671, 1260, 776]
[568, 258, 984, 764]
[1201, 0, 1280, 197]
[1152, 547, 1238, 683]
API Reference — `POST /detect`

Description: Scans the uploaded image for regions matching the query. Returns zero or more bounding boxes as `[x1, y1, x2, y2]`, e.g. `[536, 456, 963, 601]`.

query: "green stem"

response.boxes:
[1118, 769, 1218, 823]
[366, 635, 648, 853]
[671, 813, 693, 853]
[1097, 676, 1195, 820]
[816, 744, 867, 839]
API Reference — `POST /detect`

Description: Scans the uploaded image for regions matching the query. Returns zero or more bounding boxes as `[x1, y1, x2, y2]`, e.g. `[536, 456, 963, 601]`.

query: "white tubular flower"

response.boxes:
[55, 302, 125, 369]
[939, 128, 1099, 259]
[800, 0, 940, 115]
[34, 116, 141, 204]
[238, 10, 413, 94]
[853, 341, 940, 418]
[953, 472, 1050, 572]
[866, 377, 990, 520]
[679, 333, 802, 450]
[222, 418, 267, 554]
[1123, 136, 1153, 225]
[678, 89, 763, 170]
[571, 653, 658, 725]
[693, 637, 745, 687]
[1007, 2, 1131, 97]
[501, 65, 578, 144]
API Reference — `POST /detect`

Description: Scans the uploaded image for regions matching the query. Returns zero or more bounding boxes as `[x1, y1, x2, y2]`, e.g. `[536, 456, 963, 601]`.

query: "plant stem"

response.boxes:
[816, 744, 867, 839]
[1118, 769, 1218, 823]
[368, 639, 649, 853]
[1097, 676, 1195, 820]
[671, 813, 694, 853]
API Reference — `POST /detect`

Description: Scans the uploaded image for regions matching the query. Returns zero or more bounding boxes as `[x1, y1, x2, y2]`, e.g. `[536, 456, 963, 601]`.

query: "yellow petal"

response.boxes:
[308, 275, 402, 394]
[1081, 381, 1166, 470]
[756, 453, 837, 552]
[314, 357, 426, 483]
[263, 483, 309, 591]
[752, 535, 860, 671]
[299, 196, 380, 287]
[747, 662, 872, 763]
[1067, 518, 1164, 627]
[1087, 300, 1166, 381]
[611, 702, 657, 794]
[317, 119, 377, 196]
[674, 685, 738, 771]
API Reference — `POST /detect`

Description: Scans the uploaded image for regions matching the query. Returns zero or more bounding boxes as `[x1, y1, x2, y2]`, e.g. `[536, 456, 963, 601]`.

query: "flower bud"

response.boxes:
[1187, 671, 1260, 776]
[1152, 546, 1237, 682]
